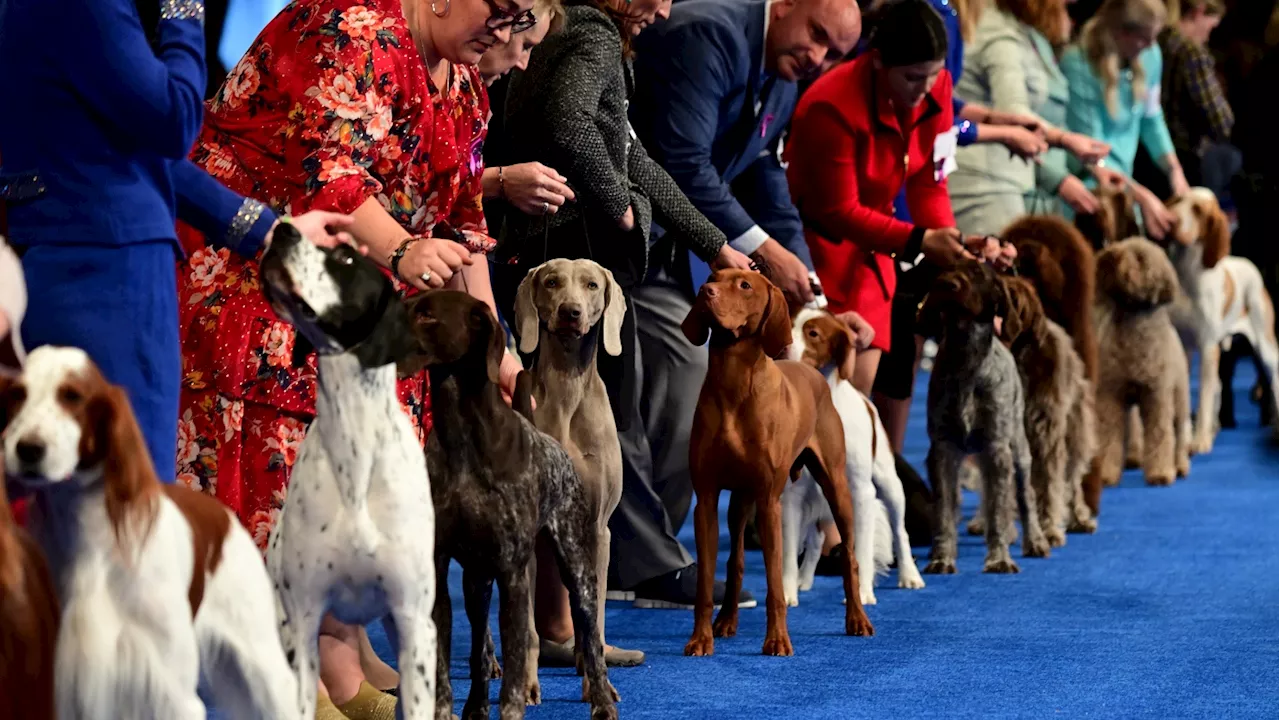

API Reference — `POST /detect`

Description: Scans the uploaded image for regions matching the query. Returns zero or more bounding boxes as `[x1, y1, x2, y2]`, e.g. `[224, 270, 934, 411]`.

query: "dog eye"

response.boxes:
[545, 278, 559, 289]
[587, 281, 599, 290]
[58, 386, 84, 405]
[807, 330, 819, 338]
[739, 280, 751, 290]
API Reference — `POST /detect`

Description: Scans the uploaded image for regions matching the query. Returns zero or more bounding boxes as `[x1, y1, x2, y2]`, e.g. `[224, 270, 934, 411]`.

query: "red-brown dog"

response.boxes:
[0, 374, 60, 720]
[681, 270, 874, 657]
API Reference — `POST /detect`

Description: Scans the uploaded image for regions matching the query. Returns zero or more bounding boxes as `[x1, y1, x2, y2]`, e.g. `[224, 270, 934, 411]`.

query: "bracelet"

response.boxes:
[389, 236, 421, 279]
[498, 166, 506, 199]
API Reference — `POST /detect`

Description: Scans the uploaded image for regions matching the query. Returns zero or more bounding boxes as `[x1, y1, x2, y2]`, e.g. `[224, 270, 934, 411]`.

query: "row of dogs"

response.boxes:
[0, 183, 1274, 720]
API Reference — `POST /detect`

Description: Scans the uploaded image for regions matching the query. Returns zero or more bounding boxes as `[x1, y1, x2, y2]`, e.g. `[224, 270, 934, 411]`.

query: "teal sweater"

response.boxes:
[1061, 43, 1176, 182]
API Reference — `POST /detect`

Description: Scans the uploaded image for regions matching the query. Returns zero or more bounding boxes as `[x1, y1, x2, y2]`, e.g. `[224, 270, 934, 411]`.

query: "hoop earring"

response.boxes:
[431, 0, 450, 17]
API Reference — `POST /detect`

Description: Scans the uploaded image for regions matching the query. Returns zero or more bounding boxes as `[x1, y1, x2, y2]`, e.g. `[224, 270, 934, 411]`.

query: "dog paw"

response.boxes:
[1046, 529, 1067, 548]
[966, 516, 985, 536]
[982, 557, 1021, 574]
[845, 610, 875, 637]
[860, 591, 877, 606]
[525, 678, 542, 706]
[1189, 436, 1212, 456]
[1124, 455, 1142, 470]
[785, 592, 799, 607]
[1145, 472, 1176, 487]
[1176, 457, 1191, 478]
[1022, 539, 1051, 559]
[798, 577, 815, 592]
[590, 704, 620, 720]
[898, 568, 926, 589]
[683, 635, 715, 657]
[923, 559, 957, 575]
[761, 632, 795, 656]
[1067, 515, 1098, 534]
[712, 613, 739, 639]
[581, 677, 620, 704]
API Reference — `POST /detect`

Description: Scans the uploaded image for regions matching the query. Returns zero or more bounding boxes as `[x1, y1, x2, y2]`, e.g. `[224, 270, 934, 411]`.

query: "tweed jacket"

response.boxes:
[502, 5, 726, 278]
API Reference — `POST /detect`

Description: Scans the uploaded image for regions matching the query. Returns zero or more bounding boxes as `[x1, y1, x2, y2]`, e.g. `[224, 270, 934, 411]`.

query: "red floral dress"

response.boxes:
[175, 0, 495, 550]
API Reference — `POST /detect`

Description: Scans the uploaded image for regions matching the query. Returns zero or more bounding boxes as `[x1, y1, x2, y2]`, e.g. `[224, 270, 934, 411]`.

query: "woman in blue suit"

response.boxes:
[0, 0, 352, 481]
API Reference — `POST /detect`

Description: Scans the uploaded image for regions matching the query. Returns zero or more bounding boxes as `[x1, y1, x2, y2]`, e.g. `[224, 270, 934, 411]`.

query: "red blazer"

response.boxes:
[785, 54, 956, 321]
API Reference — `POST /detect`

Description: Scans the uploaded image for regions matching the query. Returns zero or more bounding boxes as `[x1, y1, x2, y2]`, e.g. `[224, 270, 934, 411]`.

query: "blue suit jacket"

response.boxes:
[0, 0, 274, 256]
[631, 0, 813, 295]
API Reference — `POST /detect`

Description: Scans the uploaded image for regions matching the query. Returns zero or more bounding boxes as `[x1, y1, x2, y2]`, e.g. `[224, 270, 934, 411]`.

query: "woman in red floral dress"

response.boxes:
[175, 0, 537, 716]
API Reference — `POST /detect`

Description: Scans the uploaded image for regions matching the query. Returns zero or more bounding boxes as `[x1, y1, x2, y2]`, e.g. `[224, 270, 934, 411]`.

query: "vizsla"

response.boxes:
[681, 270, 874, 658]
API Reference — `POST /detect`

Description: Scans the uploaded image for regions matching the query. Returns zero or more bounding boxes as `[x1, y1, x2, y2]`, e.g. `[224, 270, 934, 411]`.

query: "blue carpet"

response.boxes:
[220, 362, 1280, 718]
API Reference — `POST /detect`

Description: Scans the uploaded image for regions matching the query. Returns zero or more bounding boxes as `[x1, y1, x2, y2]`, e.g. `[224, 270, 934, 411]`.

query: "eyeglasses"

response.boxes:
[484, 0, 538, 33]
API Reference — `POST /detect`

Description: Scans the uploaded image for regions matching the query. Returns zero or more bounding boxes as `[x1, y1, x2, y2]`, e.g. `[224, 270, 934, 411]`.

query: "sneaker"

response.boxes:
[630, 565, 758, 610]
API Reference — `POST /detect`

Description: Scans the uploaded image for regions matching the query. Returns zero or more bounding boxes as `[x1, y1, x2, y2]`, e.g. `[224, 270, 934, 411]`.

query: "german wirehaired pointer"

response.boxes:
[683, 270, 873, 658]
[258, 224, 437, 719]
[2, 346, 297, 720]
[917, 262, 1049, 574]
[403, 289, 617, 720]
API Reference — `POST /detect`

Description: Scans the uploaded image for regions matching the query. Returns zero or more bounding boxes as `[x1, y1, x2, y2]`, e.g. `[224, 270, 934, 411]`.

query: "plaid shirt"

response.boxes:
[1159, 27, 1234, 155]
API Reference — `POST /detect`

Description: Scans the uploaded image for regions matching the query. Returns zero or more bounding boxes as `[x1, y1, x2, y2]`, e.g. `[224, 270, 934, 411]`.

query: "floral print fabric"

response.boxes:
[175, 0, 494, 550]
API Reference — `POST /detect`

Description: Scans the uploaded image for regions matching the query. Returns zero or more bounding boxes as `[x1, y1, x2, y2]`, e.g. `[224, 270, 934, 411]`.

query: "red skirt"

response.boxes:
[809, 238, 897, 354]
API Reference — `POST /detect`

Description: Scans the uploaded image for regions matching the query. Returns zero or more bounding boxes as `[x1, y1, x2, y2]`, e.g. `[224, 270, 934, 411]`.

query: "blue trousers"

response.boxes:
[21, 242, 180, 482]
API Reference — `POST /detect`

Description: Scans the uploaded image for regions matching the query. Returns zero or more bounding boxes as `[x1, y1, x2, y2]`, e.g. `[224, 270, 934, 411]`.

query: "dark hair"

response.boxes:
[561, 0, 641, 55]
[864, 0, 949, 67]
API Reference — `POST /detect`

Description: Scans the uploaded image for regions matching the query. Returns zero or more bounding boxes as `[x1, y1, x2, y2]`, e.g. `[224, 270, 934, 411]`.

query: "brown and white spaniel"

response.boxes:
[1, 346, 298, 720]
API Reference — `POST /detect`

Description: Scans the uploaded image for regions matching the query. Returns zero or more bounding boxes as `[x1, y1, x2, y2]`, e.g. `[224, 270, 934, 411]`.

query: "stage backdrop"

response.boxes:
[219, 0, 290, 71]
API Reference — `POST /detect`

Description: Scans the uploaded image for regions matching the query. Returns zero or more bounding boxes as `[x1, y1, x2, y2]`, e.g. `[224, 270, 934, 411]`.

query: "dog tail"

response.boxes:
[513, 370, 535, 422]
[873, 499, 894, 578]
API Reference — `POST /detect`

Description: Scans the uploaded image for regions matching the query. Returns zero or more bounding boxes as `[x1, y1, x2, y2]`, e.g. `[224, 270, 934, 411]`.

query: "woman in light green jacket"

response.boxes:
[950, 0, 1111, 236]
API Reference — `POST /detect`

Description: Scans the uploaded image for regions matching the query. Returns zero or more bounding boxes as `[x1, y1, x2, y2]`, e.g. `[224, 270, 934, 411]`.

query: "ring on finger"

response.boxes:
[542, 201, 549, 215]
[420, 270, 432, 285]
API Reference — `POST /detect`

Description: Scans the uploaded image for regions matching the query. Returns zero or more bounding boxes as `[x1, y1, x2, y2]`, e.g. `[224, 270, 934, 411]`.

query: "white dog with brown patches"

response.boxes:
[1166, 188, 1280, 452]
[0, 346, 297, 720]
[782, 309, 925, 606]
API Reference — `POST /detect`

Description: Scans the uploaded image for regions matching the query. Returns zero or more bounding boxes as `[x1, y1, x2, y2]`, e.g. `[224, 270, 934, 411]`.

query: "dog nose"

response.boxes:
[15, 439, 46, 466]
[272, 222, 303, 249]
[704, 285, 720, 298]
[558, 305, 582, 322]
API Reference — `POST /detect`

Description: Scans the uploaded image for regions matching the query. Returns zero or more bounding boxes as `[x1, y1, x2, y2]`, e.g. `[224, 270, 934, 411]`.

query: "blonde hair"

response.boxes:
[1165, 0, 1225, 25]
[1080, 0, 1166, 117]
[534, 0, 566, 34]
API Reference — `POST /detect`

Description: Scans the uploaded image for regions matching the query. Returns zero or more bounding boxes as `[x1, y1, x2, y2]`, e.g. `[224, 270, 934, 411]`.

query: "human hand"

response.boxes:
[501, 163, 576, 216]
[1057, 174, 1101, 215]
[1134, 187, 1177, 240]
[395, 236, 475, 290]
[921, 227, 973, 267]
[1001, 126, 1050, 161]
[1006, 112, 1045, 134]
[751, 238, 814, 304]
[497, 349, 534, 409]
[269, 210, 357, 250]
[964, 235, 1017, 271]
[713, 243, 755, 271]
[1090, 164, 1127, 190]
[1061, 132, 1110, 166]
[834, 310, 875, 351]
[617, 206, 635, 232]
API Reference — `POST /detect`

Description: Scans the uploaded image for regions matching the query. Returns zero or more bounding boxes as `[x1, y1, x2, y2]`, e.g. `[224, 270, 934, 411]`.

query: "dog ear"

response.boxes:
[89, 385, 159, 552]
[471, 303, 506, 386]
[681, 302, 711, 347]
[1001, 278, 1037, 343]
[291, 327, 316, 370]
[1200, 204, 1231, 269]
[396, 297, 431, 377]
[761, 284, 793, 358]
[835, 322, 858, 383]
[514, 266, 541, 355]
[601, 267, 627, 357]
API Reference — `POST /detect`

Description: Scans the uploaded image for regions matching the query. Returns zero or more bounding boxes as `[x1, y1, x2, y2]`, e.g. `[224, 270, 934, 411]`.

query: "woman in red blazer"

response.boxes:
[786, 0, 974, 395]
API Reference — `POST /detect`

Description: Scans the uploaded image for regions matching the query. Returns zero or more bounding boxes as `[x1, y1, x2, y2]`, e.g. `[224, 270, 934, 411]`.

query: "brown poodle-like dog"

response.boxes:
[1093, 238, 1191, 487]
[1075, 183, 1141, 250]
[1000, 215, 1106, 515]
[1000, 277, 1098, 544]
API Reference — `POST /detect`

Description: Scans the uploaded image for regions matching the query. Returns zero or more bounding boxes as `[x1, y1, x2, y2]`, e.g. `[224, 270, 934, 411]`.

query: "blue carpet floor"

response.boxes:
[358, 362, 1276, 718]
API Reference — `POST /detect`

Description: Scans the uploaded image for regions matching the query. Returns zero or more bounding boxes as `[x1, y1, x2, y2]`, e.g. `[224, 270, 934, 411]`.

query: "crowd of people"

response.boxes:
[0, 0, 1274, 717]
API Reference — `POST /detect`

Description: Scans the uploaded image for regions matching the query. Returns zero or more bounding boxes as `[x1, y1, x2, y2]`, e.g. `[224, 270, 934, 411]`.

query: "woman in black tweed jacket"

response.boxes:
[493, 0, 752, 428]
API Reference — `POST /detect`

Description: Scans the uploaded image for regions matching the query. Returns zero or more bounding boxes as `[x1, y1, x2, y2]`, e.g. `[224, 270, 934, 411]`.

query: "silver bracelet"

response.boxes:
[226, 198, 268, 249]
[160, 0, 205, 25]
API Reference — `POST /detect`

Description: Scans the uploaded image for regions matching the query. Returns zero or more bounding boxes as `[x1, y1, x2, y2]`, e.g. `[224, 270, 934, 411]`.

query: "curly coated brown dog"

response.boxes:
[1075, 183, 1141, 250]
[1000, 214, 1106, 516]
[1093, 238, 1192, 487]
[682, 270, 873, 658]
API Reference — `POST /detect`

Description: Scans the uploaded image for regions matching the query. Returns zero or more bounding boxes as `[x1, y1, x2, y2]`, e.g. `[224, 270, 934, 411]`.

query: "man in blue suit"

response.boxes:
[607, 0, 863, 610]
